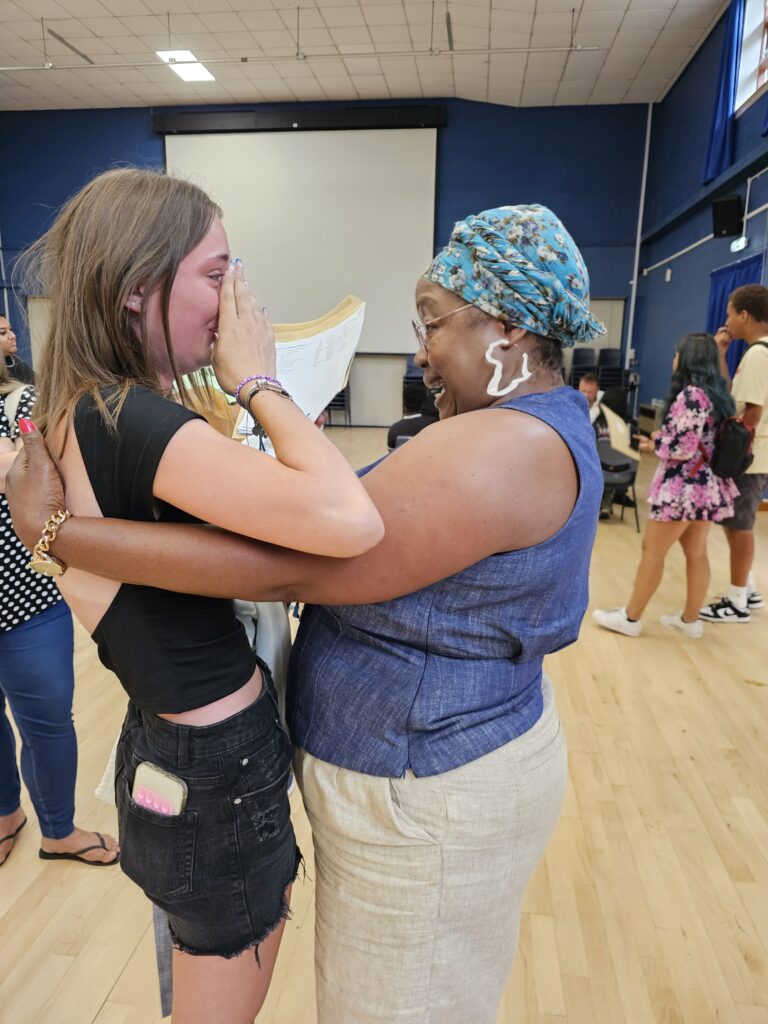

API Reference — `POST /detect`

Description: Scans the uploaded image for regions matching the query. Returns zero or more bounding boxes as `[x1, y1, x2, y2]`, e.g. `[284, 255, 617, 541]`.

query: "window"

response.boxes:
[736, 0, 768, 109]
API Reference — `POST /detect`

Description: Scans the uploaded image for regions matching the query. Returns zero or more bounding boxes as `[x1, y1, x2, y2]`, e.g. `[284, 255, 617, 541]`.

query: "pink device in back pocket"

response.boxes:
[133, 784, 175, 816]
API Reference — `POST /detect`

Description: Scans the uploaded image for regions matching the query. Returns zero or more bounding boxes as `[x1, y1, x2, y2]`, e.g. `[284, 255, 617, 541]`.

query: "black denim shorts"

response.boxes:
[114, 665, 301, 958]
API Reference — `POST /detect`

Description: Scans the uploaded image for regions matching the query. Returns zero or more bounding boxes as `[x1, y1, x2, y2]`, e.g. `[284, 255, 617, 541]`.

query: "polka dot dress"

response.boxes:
[1, 387, 62, 632]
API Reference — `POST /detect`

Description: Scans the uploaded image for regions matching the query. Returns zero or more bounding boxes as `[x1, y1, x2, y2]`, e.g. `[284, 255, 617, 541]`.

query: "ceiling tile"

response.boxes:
[343, 54, 380, 73]
[405, 4, 433, 26]
[576, 10, 625, 31]
[369, 24, 410, 42]
[654, 27, 698, 47]
[295, 26, 334, 45]
[573, 29, 617, 47]
[623, 82, 663, 100]
[489, 51, 527, 73]
[22, 0, 75, 16]
[539, 0, 587, 10]
[387, 76, 423, 95]
[580, 0, 628, 9]
[329, 25, 372, 44]
[59, 0, 111, 15]
[489, 0, 536, 11]
[529, 31, 573, 46]
[451, 26, 490, 47]
[643, 44, 690, 64]
[629, 0, 675, 7]
[612, 27, 660, 47]
[664, 5, 717, 29]
[416, 53, 452, 73]
[492, 29, 533, 48]
[364, 3, 407, 26]
[621, 8, 671, 30]
[306, 54, 346, 73]
[198, 12, 247, 33]
[379, 54, 416, 73]
[322, 6, 367, 27]
[562, 50, 606, 78]
[237, 0, 282, 9]
[99, 0, 152, 14]
[532, 11, 575, 33]
[79, 15, 132, 34]
[120, 13, 165, 34]
[490, 9, 533, 33]
[556, 80, 594, 103]
[451, 4, 490, 28]
[520, 83, 558, 104]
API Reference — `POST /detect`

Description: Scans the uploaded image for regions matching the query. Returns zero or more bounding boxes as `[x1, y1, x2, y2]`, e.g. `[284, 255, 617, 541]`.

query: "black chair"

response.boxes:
[326, 384, 351, 426]
[597, 438, 640, 532]
[569, 348, 597, 388]
[597, 348, 621, 368]
[597, 349, 625, 389]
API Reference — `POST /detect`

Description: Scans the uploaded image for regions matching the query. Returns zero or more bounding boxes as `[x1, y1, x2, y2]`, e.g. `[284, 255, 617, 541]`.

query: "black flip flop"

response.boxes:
[0, 816, 27, 866]
[39, 831, 119, 866]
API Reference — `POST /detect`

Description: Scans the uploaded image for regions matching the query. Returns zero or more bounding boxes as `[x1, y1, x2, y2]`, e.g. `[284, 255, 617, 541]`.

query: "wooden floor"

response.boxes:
[2, 426, 767, 1024]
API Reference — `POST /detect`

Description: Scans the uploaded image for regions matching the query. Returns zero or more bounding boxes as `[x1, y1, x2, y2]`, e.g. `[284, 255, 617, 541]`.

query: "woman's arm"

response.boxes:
[8, 407, 578, 605]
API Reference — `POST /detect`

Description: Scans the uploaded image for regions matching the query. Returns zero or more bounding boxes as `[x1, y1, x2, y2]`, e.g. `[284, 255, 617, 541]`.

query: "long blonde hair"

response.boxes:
[19, 168, 221, 440]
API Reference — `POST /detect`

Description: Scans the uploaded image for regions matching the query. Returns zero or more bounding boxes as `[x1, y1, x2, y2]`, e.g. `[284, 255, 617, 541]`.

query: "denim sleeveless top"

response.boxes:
[286, 387, 602, 778]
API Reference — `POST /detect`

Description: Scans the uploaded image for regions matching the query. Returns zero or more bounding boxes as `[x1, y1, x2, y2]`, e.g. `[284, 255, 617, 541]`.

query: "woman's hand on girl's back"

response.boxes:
[211, 261, 277, 395]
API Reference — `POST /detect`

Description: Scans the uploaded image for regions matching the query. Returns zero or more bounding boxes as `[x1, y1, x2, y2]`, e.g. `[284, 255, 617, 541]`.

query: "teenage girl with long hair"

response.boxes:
[594, 332, 738, 638]
[19, 168, 383, 1024]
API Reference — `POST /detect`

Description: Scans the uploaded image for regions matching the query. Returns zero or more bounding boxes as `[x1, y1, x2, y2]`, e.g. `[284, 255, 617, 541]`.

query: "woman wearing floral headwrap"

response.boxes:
[9, 204, 603, 1024]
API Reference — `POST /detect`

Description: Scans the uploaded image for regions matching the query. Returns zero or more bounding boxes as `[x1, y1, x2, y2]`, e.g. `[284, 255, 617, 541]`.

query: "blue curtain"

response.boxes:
[702, 0, 746, 185]
[705, 252, 763, 374]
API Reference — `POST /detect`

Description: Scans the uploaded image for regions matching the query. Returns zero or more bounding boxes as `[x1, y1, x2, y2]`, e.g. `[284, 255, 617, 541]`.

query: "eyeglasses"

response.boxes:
[411, 303, 474, 352]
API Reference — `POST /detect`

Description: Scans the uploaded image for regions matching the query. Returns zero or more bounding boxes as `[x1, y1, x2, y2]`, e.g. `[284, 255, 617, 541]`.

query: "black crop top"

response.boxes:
[74, 386, 257, 713]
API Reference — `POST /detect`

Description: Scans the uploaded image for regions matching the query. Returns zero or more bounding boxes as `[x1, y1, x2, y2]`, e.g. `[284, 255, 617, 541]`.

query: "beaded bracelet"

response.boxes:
[233, 374, 282, 403]
[242, 381, 295, 438]
[240, 380, 294, 410]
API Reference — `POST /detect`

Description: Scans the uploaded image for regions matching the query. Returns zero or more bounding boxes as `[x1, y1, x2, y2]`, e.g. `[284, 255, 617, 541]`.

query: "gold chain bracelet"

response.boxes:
[28, 510, 72, 577]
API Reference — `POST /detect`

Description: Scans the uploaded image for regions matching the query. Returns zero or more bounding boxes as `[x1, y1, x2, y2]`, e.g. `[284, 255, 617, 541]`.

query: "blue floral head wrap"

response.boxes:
[424, 205, 605, 347]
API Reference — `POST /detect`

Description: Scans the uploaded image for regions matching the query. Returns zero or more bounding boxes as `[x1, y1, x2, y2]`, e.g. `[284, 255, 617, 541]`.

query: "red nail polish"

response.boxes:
[19, 419, 35, 434]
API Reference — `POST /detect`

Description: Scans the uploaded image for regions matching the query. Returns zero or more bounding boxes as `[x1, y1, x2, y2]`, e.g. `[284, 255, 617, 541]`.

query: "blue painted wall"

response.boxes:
[635, 12, 768, 404]
[1, 97, 646, 358]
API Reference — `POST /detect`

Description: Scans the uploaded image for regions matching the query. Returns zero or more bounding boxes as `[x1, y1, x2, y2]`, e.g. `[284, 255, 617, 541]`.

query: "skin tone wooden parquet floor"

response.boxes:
[1, 427, 766, 1024]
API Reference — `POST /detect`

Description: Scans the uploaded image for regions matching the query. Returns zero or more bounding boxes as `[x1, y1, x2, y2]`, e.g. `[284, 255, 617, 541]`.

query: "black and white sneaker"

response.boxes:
[699, 597, 751, 623]
[748, 590, 764, 610]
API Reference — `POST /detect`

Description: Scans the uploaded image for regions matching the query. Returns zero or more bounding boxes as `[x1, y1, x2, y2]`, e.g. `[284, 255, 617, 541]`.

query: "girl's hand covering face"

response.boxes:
[211, 261, 277, 395]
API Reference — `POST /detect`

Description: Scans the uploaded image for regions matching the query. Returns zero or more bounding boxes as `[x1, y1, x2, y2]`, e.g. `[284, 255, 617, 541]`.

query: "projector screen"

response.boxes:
[165, 129, 437, 356]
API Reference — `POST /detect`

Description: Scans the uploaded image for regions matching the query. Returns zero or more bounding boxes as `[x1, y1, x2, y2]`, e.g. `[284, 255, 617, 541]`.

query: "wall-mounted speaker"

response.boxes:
[711, 195, 743, 237]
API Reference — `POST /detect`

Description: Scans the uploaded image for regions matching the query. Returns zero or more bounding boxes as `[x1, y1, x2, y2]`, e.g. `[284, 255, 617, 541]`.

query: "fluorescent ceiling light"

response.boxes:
[156, 50, 214, 82]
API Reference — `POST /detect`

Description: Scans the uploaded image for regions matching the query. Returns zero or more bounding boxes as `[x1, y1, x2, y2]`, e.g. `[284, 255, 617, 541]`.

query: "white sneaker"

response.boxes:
[660, 613, 703, 639]
[747, 590, 764, 610]
[592, 607, 642, 637]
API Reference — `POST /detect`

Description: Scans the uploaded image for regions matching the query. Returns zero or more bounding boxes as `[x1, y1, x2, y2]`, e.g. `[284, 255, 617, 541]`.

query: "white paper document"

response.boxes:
[237, 296, 364, 436]
[601, 403, 640, 461]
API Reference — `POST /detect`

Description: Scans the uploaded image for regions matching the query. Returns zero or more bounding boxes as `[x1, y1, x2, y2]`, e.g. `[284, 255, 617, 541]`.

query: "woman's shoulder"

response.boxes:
[680, 384, 712, 409]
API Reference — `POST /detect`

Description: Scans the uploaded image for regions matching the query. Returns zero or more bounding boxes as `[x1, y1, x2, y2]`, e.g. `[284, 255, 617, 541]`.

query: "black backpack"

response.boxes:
[707, 417, 754, 478]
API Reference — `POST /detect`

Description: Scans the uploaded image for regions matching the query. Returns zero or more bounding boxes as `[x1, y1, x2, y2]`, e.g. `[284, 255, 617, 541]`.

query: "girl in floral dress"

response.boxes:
[593, 333, 738, 638]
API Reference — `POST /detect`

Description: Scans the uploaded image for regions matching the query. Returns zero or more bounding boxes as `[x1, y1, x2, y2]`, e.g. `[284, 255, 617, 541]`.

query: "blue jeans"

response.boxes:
[0, 602, 77, 839]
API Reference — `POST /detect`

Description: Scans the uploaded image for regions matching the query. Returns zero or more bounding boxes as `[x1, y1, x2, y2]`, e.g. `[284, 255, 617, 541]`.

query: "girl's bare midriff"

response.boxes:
[158, 670, 263, 725]
[56, 422, 263, 727]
